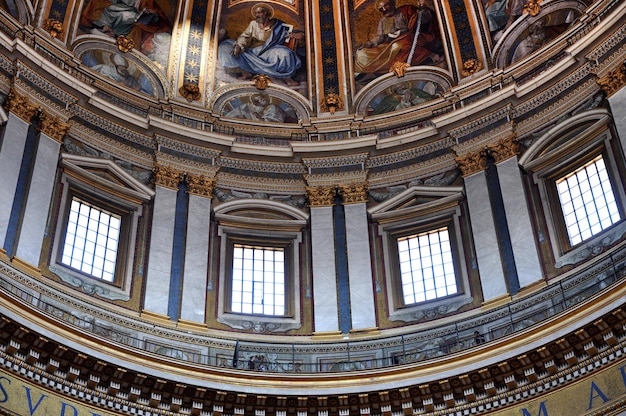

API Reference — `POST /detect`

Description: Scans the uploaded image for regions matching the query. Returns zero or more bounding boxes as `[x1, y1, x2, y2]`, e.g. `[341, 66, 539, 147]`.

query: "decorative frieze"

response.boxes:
[487, 135, 520, 163]
[306, 186, 336, 207]
[338, 182, 369, 204]
[153, 164, 184, 190]
[455, 149, 488, 177]
[38, 111, 70, 143]
[5, 88, 38, 122]
[186, 173, 216, 197]
[597, 61, 626, 98]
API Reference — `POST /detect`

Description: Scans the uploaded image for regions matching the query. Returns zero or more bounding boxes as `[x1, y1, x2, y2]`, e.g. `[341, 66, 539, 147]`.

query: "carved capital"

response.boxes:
[306, 186, 336, 207]
[38, 111, 71, 142]
[597, 62, 626, 98]
[5, 88, 38, 123]
[186, 173, 216, 197]
[338, 182, 369, 204]
[455, 149, 488, 177]
[487, 135, 520, 163]
[153, 164, 184, 190]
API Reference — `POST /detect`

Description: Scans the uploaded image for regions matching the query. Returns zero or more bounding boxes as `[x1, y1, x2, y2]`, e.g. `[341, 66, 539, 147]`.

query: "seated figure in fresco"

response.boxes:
[225, 93, 286, 122]
[483, 0, 527, 41]
[80, 0, 171, 55]
[354, 0, 441, 82]
[371, 81, 436, 114]
[217, 3, 303, 86]
[510, 19, 545, 63]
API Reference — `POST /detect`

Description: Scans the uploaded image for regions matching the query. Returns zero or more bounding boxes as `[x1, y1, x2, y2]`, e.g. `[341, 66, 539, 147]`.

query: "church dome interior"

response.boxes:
[0, 0, 625, 414]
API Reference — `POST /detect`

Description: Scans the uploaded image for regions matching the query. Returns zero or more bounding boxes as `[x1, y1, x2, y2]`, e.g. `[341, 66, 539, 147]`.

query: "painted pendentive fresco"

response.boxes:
[351, 0, 445, 86]
[78, 0, 175, 70]
[81, 50, 155, 96]
[216, 1, 307, 93]
[221, 92, 299, 123]
[366, 80, 442, 115]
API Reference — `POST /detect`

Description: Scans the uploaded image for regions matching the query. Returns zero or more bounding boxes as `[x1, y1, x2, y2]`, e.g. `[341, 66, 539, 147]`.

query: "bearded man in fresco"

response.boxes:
[354, 0, 442, 82]
[218, 3, 303, 86]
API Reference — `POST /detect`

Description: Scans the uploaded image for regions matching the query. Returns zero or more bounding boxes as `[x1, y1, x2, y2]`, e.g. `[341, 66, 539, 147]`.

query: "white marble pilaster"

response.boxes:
[497, 157, 543, 289]
[180, 194, 211, 323]
[0, 113, 29, 245]
[144, 185, 177, 316]
[15, 133, 61, 266]
[608, 85, 626, 157]
[344, 203, 376, 330]
[464, 171, 509, 301]
[310, 206, 339, 332]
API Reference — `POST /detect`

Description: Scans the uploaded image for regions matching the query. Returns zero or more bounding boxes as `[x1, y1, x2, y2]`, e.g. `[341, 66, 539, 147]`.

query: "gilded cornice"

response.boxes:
[455, 149, 488, 177]
[5, 88, 38, 122]
[487, 135, 520, 163]
[338, 182, 369, 204]
[186, 173, 216, 197]
[597, 61, 626, 98]
[306, 186, 336, 207]
[153, 164, 184, 190]
[38, 111, 71, 143]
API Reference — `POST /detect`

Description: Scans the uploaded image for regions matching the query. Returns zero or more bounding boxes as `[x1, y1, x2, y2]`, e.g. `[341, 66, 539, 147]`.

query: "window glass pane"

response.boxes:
[556, 155, 621, 246]
[61, 197, 121, 282]
[397, 227, 458, 306]
[231, 244, 286, 316]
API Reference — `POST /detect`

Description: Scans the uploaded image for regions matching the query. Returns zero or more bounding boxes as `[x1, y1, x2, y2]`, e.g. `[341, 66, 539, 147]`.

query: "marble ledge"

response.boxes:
[480, 293, 512, 310]
[514, 279, 548, 299]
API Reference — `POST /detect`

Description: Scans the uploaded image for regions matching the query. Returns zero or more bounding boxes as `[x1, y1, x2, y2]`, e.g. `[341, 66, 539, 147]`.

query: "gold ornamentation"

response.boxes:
[487, 135, 520, 163]
[252, 74, 271, 90]
[153, 164, 184, 190]
[390, 61, 410, 77]
[461, 59, 483, 77]
[523, 0, 541, 16]
[38, 111, 71, 143]
[186, 174, 216, 197]
[338, 182, 369, 204]
[321, 93, 343, 115]
[306, 186, 336, 207]
[43, 19, 64, 38]
[179, 83, 201, 101]
[116, 36, 134, 53]
[455, 149, 488, 177]
[597, 62, 626, 98]
[4, 88, 38, 123]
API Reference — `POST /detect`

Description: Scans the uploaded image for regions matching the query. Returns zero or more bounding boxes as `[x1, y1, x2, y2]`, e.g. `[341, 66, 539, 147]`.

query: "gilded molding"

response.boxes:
[597, 61, 626, 98]
[320, 93, 343, 114]
[187, 173, 216, 197]
[487, 135, 520, 163]
[5, 88, 38, 122]
[460, 59, 483, 77]
[42, 18, 64, 38]
[179, 83, 201, 101]
[153, 164, 184, 190]
[523, 0, 541, 16]
[116, 35, 134, 53]
[38, 111, 70, 142]
[455, 149, 487, 177]
[338, 182, 369, 204]
[306, 186, 336, 207]
[252, 74, 271, 90]
[390, 61, 409, 77]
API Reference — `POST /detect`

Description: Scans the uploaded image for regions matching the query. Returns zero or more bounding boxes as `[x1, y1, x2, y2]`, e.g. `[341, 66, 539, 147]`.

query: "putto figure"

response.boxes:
[354, 0, 441, 82]
[218, 3, 303, 86]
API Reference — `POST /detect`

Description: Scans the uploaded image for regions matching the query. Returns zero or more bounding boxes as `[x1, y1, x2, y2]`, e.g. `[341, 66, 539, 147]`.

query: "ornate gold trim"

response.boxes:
[390, 61, 410, 77]
[153, 164, 184, 190]
[455, 149, 488, 176]
[487, 135, 520, 163]
[38, 111, 70, 143]
[5, 88, 38, 123]
[116, 35, 134, 53]
[186, 173, 216, 197]
[461, 59, 483, 77]
[338, 182, 369, 204]
[252, 74, 271, 90]
[597, 61, 626, 98]
[321, 93, 343, 114]
[179, 83, 201, 101]
[306, 185, 336, 207]
[42, 18, 64, 38]
[523, 0, 541, 16]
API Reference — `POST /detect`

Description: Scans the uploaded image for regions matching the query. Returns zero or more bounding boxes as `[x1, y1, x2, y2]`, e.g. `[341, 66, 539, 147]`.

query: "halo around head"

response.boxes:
[251, 3, 274, 19]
